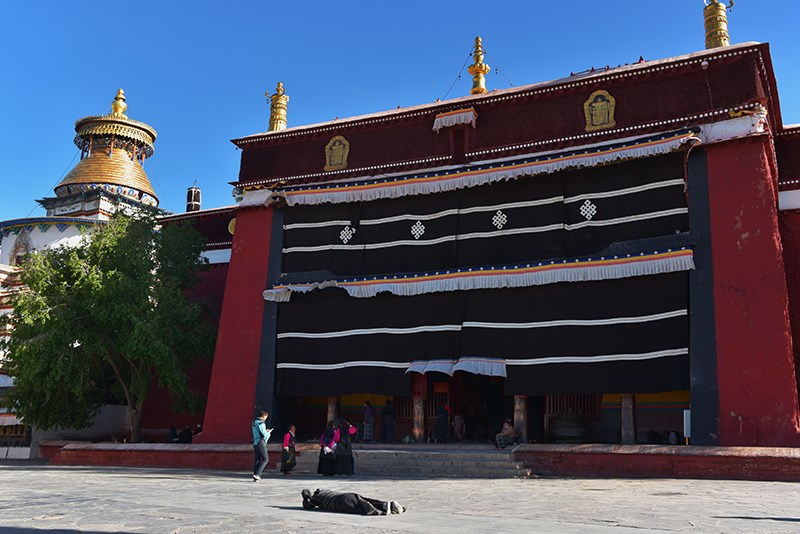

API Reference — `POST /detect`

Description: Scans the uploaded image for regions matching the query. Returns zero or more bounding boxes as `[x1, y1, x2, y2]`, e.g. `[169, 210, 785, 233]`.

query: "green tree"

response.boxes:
[0, 210, 216, 442]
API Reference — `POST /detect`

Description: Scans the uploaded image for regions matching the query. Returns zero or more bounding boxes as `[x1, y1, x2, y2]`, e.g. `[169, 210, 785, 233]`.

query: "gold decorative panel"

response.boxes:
[583, 90, 617, 132]
[324, 135, 350, 171]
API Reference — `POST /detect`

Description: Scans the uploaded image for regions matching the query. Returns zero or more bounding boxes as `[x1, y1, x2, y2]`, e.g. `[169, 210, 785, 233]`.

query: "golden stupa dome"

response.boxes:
[55, 89, 159, 206]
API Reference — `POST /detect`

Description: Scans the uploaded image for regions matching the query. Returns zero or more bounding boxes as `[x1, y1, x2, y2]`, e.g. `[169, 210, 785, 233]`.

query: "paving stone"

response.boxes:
[0, 460, 799, 533]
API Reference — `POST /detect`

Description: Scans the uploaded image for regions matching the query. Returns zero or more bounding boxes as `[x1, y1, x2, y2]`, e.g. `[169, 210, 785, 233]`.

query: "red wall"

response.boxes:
[140, 263, 229, 437]
[196, 206, 274, 444]
[705, 137, 800, 446]
[780, 211, 800, 396]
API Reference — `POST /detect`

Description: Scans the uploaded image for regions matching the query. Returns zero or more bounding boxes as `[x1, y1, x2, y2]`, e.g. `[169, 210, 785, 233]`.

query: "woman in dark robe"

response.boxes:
[335, 419, 356, 476]
[317, 421, 338, 477]
[281, 424, 297, 475]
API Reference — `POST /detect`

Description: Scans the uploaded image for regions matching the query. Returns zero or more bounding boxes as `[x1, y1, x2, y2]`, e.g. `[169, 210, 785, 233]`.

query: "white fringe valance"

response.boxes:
[432, 108, 478, 132]
[263, 248, 694, 302]
[406, 357, 507, 377]
[277, 130, 697, 207]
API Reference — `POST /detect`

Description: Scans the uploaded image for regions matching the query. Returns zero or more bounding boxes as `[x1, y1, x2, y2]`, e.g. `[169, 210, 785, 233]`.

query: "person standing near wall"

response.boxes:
[252, 410, 272, 481]
[381, 399, 395, 443]
[362, 401, 375, 444]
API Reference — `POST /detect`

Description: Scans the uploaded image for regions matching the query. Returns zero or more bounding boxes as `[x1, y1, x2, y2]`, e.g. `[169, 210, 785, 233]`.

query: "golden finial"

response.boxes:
[467, 36, 491, 95]
[704, 1, 734, 49]
[267, 82, 289, 132]
[111, 88, 128, 116]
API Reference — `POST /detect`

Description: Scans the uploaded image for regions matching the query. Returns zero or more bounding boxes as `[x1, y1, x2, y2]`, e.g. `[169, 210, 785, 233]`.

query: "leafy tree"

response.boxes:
[0, 210, 216, 442]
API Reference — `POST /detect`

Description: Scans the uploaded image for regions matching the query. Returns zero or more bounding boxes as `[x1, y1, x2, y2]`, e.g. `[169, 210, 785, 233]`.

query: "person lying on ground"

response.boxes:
[301, 488, 406, 515]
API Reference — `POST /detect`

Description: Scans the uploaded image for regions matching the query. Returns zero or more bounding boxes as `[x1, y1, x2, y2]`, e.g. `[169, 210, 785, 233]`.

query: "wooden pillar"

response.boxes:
[513, 395, 528, 443]
[412, 373, 427, 442]
[620, 394, 637, 445]
[326, 397, 338, 424]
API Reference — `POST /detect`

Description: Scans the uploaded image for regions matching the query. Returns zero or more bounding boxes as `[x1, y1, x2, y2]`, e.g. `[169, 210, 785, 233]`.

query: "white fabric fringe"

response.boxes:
[263, 251, 694, 302]
[432, 108, 477, 132]
[281, 133, 692, 207]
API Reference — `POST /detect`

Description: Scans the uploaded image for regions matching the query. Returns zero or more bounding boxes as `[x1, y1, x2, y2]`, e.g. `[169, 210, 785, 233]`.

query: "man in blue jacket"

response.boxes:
[252, 410, 272, 481]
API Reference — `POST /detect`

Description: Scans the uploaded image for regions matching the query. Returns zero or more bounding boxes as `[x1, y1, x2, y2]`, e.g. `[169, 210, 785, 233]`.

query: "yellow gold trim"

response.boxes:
[324, 135, 350, 171]
[583, 90, 617, 132]
[228, 218, 236, 235]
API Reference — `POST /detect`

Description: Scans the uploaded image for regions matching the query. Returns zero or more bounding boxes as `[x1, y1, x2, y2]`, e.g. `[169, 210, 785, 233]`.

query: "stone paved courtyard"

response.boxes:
[0, 461, 799, 533]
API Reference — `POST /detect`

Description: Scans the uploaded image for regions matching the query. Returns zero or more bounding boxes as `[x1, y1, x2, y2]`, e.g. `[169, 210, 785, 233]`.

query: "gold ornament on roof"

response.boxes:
[584, 90, 617, 132]
[704, 1, 734, 49]
[267, 82, 289, 132]
[468, 36, 490, 95]
[111, 89, 128, 116]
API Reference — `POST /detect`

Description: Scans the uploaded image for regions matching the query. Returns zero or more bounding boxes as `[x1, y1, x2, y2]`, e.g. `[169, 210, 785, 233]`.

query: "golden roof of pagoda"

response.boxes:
[56, 145, 157, 201]
[73, 89, 158, 157]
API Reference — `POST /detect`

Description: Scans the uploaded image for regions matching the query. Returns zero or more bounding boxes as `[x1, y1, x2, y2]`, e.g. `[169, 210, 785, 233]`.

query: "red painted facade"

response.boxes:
[706, 138, 800, 445]
[196, 205, 274, 444]
[192, 42, 800, 448]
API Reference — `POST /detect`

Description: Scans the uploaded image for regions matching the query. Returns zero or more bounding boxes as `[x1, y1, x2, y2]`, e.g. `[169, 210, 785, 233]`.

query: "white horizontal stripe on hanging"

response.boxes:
[504, 347, 688, 366]
[276, 360, 411, 371]
[283, 234, 458, 253]
[284, 219, 354, 230]
[282, 179, 682, 230]
[282, 223, 566, 253]
[277, 324, 463, 339]
[358, 196, 565, 226]
[463, 309, 687, 330]
[276, 311, 687, 341]
[563, 178, 685, 204]
[564, 207, 688, 231]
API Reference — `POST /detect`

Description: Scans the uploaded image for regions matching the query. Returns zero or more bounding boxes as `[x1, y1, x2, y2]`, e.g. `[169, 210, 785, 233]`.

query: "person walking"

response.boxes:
[281, 424, 297, 476]
[252, 410, 272, 481]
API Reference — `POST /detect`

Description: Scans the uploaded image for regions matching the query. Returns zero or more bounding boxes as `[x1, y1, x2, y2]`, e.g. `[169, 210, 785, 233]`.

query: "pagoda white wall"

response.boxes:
[0, 223, 87, 265]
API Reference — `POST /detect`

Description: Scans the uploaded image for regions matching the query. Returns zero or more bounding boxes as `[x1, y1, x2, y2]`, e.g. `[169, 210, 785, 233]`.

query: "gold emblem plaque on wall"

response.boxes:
[583, 90, 617, 132]
[228, 218, 236, 235]
[324, 135, 350, 171]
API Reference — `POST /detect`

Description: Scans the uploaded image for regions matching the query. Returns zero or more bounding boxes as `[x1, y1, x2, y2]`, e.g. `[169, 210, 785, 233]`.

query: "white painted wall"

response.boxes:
[0, 223, 88, 265]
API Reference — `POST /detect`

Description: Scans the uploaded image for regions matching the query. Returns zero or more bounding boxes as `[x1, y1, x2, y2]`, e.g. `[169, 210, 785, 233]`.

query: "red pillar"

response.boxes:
[705, 137, 800, 446]
[196, 205, 274, 443]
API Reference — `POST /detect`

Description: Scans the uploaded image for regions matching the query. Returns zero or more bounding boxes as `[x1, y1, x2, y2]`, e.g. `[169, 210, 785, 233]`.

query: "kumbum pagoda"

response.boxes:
[183, 2, 800, 449]
[0, 90, 163, 455]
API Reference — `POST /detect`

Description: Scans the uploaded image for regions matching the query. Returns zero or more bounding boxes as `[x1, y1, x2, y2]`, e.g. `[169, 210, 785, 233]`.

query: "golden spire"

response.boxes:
[704, 1, 734, 49]
[467, 36, 491, 95]
[267, 82, 289, 132]
[111, 88, 128, 116]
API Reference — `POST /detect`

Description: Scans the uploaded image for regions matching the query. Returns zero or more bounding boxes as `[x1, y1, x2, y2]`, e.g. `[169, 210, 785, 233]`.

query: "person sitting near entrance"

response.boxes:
[301, 488, 406, 515]
[494, 418, 517, 449]
[431, 404, 450, 443]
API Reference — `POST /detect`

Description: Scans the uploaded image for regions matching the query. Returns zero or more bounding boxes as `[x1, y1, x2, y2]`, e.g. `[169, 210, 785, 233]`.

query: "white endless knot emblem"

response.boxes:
[411, 221, 426, 239]
[579, 199, 597, 220]
[340, 226, 356, 244]
[492, 210, 507, 230]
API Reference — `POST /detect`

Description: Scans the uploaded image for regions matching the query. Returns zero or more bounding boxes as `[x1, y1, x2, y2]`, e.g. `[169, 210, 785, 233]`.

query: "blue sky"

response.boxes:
[1, 1, 798, 221]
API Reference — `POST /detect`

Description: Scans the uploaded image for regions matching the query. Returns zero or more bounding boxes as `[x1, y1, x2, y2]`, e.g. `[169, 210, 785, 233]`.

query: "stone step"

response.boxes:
[276, 448, 530, 478]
